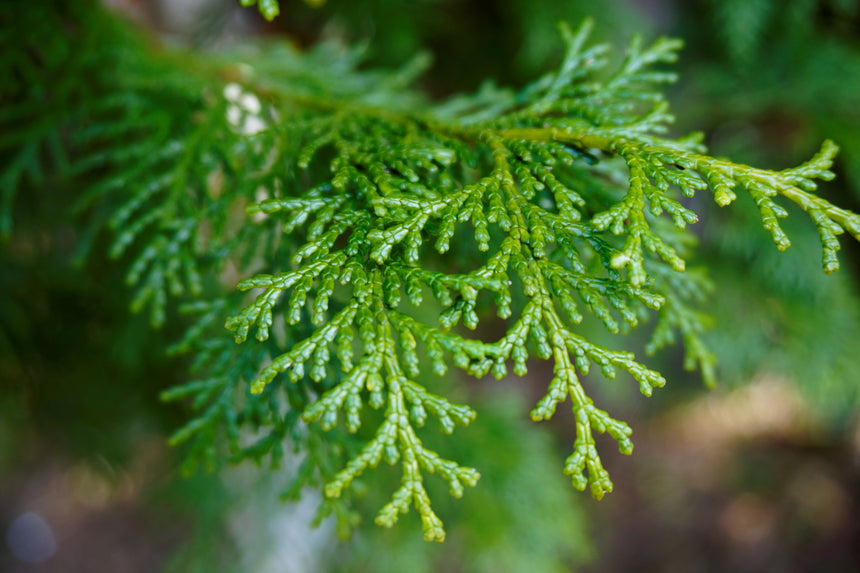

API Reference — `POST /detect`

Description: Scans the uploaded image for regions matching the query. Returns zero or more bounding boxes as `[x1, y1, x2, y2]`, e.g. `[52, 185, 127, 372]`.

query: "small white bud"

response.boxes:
[226, 105, 242, 127]
[223, 82, 242, 101]
[243, 116, 267, 135]
[239, 93, 261, 114]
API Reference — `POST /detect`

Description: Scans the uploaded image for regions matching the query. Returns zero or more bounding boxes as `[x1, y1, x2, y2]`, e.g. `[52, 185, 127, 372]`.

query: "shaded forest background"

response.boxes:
[1, 0, 859, 571]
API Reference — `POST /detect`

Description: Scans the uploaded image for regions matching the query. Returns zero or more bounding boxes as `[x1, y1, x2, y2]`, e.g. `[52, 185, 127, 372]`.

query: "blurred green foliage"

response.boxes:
[1, 0, 858, 571]
[665, 0, 860, 423]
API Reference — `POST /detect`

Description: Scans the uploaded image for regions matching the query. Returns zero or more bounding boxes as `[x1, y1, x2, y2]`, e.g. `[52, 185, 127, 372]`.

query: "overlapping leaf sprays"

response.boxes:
[6, 1, 857, 542]
[217, 20, 855, 540]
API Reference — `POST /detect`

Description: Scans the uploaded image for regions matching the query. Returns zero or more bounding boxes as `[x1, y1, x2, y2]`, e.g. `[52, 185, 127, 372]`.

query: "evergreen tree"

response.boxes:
[1, 0, 858, 564]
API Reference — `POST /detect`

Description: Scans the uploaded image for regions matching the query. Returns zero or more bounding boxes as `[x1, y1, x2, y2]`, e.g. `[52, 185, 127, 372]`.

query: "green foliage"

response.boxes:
[666, 0, 860, 421]
[679, 0, 860, 193]
[330, 394, 593, 572]
[3, 0, 859, 543]
[241, 0, 282, 20]
[242, 0, 325, 21]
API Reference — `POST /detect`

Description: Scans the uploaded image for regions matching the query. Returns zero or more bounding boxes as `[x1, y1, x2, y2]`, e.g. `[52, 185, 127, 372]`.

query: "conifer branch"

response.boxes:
[3, 2, 858, 542]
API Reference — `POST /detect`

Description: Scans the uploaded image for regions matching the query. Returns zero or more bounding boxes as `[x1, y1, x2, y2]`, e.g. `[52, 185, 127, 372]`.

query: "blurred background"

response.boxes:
[1, 0, 859, 571]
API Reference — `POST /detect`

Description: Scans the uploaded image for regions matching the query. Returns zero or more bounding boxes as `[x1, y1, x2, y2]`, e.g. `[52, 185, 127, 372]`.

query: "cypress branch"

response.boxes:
[3, 0, 858, 542]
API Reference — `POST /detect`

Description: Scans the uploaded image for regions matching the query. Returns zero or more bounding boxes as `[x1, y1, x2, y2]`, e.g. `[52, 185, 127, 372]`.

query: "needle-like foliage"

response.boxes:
[3, 0, 858, 542]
